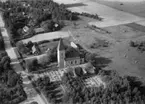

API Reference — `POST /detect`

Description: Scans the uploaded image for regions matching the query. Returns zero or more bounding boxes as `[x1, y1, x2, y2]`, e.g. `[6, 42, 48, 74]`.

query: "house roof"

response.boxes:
[23, 26, 29, 32]
[65, 57, 80, 61]
[65, 47, 80, 59]
[32, 45, 37, 53]
[57, 38, 65, 51]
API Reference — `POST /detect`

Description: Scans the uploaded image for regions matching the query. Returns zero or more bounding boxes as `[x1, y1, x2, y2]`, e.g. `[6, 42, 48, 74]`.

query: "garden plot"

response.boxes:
[22, 31, 70, 43]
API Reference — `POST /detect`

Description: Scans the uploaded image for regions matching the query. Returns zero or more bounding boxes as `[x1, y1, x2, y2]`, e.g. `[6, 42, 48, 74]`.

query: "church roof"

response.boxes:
[65, 47, 80, 59]
[57, 38, 65, 51]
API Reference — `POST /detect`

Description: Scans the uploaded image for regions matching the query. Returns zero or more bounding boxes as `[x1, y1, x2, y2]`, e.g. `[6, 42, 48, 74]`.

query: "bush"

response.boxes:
[130, 41, 145, 52]
[62, 69, 145, 104]
[130, 41, 137, 47]
[0, 50, 27, 104]
[0, 31, 4, 50]
[7, 70, 22, 87]
[26, 41, 34, 49]
[16, 41, 29, 54]
[74, 67, 84, 77]
[85, 53, 97, 63]
[26, 58, 39, 72]
[37, 40, 50, 45]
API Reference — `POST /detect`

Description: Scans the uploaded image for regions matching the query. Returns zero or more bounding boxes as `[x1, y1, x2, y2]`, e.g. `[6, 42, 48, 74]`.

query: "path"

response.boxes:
[22, 31, 70, 43]
[0, 12, 49, 104]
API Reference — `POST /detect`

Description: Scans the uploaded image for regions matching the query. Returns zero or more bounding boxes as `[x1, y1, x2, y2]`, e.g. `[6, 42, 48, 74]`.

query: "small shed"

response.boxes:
[23, 26, 29, 33]
[70, 42, 78, 49]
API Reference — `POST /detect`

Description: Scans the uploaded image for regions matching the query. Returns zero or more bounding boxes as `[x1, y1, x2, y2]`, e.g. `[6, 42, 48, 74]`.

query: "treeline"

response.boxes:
[0, 0, 78, 42]
[130, 40, 145, 52]
[61, 70, 145, 104]
[32, 65, 145, 104]
[0, 51, 27, 104]
[73, 12, 102, 20]
[32, 76, 63, 104]
[0, 30, 5, 50]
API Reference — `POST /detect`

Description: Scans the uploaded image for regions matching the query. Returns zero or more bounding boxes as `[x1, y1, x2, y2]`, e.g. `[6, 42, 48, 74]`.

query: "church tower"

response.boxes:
[57, 38, 65, 68]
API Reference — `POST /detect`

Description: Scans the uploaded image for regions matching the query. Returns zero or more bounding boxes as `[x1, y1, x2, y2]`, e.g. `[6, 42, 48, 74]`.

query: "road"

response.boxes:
[22, 31, 70, 43]
[0, 12, 49, 104]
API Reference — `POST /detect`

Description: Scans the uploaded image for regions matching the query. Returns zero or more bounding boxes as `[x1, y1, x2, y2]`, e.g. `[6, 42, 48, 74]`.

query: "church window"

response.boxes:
[75, 60, 77, 64]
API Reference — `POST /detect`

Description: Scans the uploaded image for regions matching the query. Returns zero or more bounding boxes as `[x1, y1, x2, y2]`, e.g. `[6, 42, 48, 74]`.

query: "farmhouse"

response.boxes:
[57, 38, 84, 68]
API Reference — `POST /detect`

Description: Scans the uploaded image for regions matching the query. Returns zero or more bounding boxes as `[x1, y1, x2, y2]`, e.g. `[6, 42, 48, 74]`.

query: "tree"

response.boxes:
[0, 32, 4, 50]
[26, 41, 33, 50]
[47, 46, 57, 62]
[0, 56, 11, 70]
[16, 41, 29, 54]
[0, 51, 7, 59]
[32, 58, 38, 66]
[0, 64, 4, 73]
[85, 53, 97, 63]
[7, 70, 20, 87]
[3, 60, 10, 70]
[130, 41, 137, 47]
[26, 58, 38, 72]
[74, 67, 84, 77]
[28, 27, 35, 36]
[85, 62, 95, 74]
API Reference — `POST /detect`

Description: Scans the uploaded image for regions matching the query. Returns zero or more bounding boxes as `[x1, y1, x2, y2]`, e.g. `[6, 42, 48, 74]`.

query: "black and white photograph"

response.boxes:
[0, 0, 145, 104]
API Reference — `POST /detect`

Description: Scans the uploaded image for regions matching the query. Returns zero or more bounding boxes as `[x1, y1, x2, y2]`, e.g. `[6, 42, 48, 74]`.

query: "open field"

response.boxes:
[67, 23, 145, 80]
[95, 0, 145, 17]
[54, 0, 144, 28]
[52, 0, 145, 80]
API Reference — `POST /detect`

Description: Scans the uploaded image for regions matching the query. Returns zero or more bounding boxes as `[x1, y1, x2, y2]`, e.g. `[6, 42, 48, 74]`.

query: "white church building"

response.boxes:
[57, 38, 84, 68]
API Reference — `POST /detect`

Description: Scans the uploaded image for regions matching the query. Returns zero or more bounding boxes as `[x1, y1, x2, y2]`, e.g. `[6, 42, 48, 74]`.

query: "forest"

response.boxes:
[0, 0, 101, 43]
[0, 50, 27, 104]
[33, 69, 145, 104]
[0, 30, 5, 50]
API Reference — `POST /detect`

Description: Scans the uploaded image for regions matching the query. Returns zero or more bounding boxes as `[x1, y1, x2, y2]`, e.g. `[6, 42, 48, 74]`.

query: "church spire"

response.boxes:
[57, 38, 65, 51]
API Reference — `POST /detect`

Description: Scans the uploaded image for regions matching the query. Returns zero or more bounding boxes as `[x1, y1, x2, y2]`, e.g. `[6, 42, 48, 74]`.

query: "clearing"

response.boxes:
[22, 31, 70, 43]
